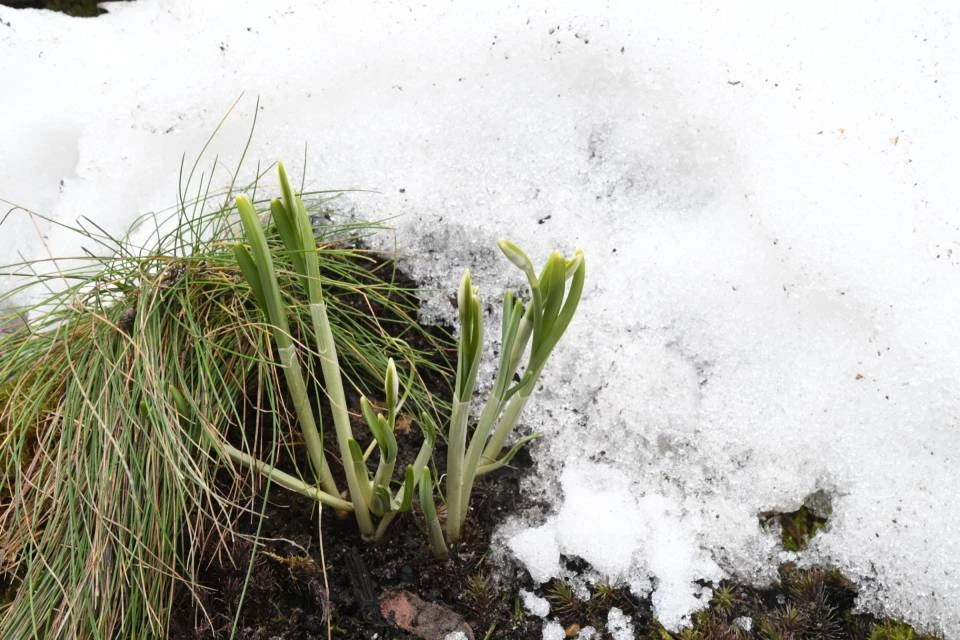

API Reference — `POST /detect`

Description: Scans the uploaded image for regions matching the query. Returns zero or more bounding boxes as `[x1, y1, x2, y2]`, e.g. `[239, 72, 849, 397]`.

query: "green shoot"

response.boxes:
[232, 163, 439, 540]
[442, 242, 585, 548]
[235, 194, 341, 499]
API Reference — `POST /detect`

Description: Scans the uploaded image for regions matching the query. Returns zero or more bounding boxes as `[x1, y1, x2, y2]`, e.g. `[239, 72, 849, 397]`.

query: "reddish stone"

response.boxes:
[378, 590, 475, 640]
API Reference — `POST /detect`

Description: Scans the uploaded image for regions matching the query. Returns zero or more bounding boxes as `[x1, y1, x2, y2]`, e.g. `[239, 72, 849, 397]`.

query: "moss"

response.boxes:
[522, 564, 939, 640]
[545, 578, 582, 620]
[759, 504, 828, 552]
[870, 620, 939, 640]
[710, 584, 738, 614]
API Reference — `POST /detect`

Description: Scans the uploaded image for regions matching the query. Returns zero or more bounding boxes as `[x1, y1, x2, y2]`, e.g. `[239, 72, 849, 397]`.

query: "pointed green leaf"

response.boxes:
[236, 195, 289, 336]
[360, 395, 380, 432]
[564, 250, 584, 279]
[419, 467, 448, 559]
[476, 433, 541, 476]
[398, 465, 415, 512]
[384, 358, 399, 418]
[376, 415, 397, 463]
[347, 438, 370, 481]
[498, 238, 538, 286]
[270, 198, 305, 273]
[278, 162, 300, 236]
[234, 244, 268, 314]
[457, 271, 473, 329]
[373, 485, 392, 516]
[531, 250, 584, 372]
[537, 253, 566, 340]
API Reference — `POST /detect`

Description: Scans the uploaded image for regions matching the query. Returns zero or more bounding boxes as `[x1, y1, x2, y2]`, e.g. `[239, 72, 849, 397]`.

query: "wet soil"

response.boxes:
[168, 442, 546, 640]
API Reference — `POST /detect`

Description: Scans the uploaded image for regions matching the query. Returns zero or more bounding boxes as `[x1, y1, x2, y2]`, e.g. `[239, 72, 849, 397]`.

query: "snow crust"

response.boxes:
[507, 461, 723, 628]
[540, 621, 566, 640]
[2, 0, 959, 636]
[606, 607, 635, 640]
[520, 589, 551, 618]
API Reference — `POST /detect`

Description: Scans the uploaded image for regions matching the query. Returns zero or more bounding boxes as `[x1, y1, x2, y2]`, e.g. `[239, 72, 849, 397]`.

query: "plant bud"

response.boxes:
[385, 358, 399, 412]
[498, 239, 537, 284]
[564, 249, 584, 279]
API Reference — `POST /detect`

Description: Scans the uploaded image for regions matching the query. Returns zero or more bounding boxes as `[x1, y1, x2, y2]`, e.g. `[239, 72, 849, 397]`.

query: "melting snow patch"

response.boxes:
[733, 616, 753, 632]
[606, 607, 635, 640]
[541, 621, 566, 640]
[520, 589, 551, 618]
[506, 460, 723, 630]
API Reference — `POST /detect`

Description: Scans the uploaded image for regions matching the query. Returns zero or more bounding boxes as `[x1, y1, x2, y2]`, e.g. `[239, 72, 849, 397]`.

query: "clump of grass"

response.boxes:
[0, 164, 450, 637]
[545, 578, 582, 619]
[710, 583, 738, 614]
[463, 567, 496, 617]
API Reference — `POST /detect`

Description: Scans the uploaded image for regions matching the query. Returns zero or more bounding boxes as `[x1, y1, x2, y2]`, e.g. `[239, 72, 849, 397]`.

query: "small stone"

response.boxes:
[379, 590, 474, 640]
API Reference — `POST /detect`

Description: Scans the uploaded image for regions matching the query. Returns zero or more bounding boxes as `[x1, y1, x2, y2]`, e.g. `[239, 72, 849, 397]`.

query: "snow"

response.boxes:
[506, 461, 722, 628]
[540, 621, 566, 640]
[520, 589, 551, 618]
[606, 607, 635, 640]
[2, 0, 960, 636]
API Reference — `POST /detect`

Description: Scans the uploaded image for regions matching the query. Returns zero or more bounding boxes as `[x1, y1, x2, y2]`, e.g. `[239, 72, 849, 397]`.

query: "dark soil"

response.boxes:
[0, 0, 136, 18]
[168, 440, 546, 640]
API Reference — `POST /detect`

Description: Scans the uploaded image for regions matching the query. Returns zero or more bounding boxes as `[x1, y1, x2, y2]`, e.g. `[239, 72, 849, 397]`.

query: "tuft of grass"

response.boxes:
[0, 164, 450, 638]
[710, 583, 738, 615]
[544, 578, 582, 620]
[463, 567, 495, 616]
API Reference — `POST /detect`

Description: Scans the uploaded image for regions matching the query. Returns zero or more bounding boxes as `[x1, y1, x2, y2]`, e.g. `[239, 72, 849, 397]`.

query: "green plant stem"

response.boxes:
[278, 344, 339, 494]
[479, 390, 532, 464]
[454, 391, 508, 527]
[444, 272, 482, 546]
[270, 162, 378, 537]
[444, 397, 471, 544]
[308, 298, 376, 537]
[419, 468, 449, 559]
[236, 195, 340, 498]
[220, 441, 353, 511]
[374, 416, 436, 541]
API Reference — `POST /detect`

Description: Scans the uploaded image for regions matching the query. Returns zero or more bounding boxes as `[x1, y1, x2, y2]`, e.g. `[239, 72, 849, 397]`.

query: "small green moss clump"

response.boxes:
[760, 489, 833, 552]
[512, 564, 939, 640]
